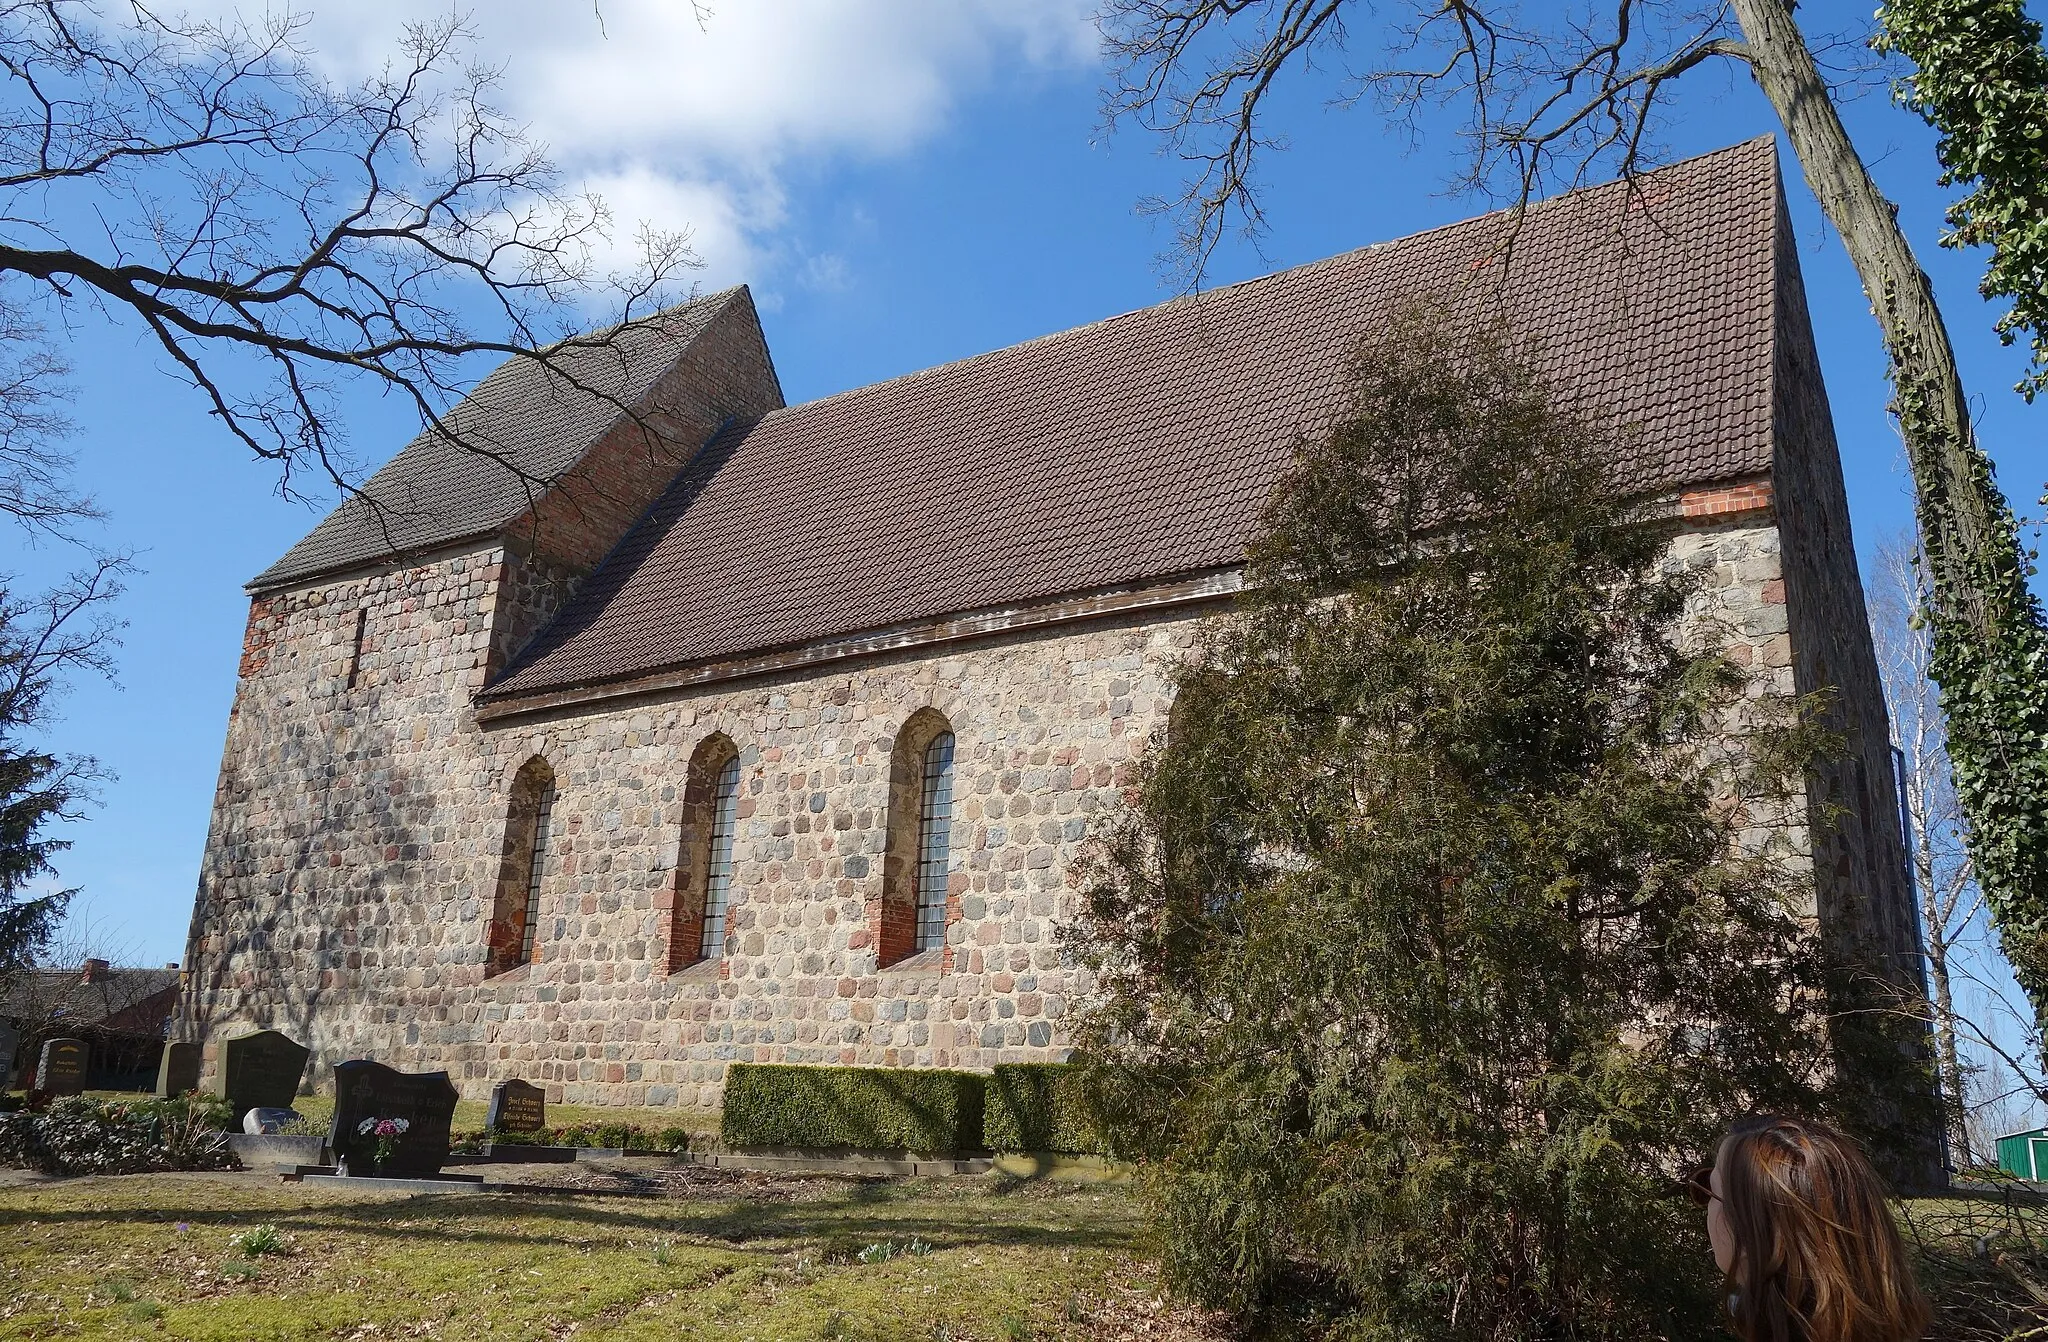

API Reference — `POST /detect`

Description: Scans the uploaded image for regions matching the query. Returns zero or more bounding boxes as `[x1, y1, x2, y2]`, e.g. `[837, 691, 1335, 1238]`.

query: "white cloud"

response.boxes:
[226, 0, 1099, 288]
[575, 162, 775, 286]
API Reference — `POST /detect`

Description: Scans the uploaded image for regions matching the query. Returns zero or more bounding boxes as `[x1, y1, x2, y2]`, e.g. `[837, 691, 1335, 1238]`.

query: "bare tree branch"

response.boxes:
[0, 0, 701, 516]
[1100, 0, 1765, 282]
[0, 552, 126, 976]
[0, 302, 94, 540]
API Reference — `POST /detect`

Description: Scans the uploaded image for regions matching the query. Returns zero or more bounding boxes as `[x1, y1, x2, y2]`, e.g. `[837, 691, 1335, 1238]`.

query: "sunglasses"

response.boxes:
[1682, 1163, 1718, 1207]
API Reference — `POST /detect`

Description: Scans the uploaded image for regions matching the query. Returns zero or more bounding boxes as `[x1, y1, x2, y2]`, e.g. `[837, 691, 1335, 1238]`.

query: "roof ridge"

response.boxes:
[771, 138, 1776, 421]
[539, 283, 747, 355]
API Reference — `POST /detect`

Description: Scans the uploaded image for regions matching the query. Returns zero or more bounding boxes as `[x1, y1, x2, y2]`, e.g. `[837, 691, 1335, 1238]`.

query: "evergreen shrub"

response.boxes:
[720, 1063, 987, 1152]
[1065, 310, 1923, 1338]
[0, 1095, 236, 1174]
[984, 1063, 1106, 1154]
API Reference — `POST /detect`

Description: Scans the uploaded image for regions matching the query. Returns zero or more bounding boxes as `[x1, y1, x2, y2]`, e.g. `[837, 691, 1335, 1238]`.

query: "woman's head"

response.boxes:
[1698, 1114, 1928, 1342]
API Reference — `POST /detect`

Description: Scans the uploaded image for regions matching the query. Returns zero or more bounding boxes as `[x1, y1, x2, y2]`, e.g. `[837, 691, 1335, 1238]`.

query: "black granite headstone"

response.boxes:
[217, 1030, 309, 1119]
[36, 1037, 87, 1096]
[0, 1020, 18, 1088]
[486, 1078, 546, 1133]
[156, 1041, 202, 1098]
[329, 1059, 458, 1178]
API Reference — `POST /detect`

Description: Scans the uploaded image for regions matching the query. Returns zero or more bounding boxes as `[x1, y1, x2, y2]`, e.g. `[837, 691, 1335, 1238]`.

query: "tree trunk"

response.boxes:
[1925, 937, 1970, 1166]
[1729, 0, 1997, 625]
[1916, 826, 1973, 1166]
[1729, 0, 2048, 1029]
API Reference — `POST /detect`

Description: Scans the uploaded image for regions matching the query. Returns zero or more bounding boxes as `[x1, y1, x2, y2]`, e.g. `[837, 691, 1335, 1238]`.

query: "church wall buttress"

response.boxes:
[177, 547, 512, 1092]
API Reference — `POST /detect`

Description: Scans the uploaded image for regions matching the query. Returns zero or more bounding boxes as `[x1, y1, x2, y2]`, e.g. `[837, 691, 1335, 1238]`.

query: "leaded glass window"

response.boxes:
[701, 754, 741, 958]
[519, 781, 555, 964]
[913, 731, 955, 952]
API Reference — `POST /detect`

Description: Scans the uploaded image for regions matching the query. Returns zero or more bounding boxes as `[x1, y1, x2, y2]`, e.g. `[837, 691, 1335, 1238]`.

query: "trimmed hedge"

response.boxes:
[984, 1063, 1107, 1155]
[451, 1123, 692, 1154]
[721, 1063, 987, 1152]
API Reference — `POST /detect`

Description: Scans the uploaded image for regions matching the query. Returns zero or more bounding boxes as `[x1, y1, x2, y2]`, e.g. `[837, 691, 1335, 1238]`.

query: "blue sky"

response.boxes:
[12, 0, 2042, 1018]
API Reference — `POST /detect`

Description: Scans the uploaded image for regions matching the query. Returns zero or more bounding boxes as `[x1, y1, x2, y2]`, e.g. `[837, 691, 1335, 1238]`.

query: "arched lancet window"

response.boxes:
[669, 735, 741, 971]
[701, 755, 742, 958]
[913, 731, 955, 952]
[879, 709, 956, 966]
[488, 757, 556, 976]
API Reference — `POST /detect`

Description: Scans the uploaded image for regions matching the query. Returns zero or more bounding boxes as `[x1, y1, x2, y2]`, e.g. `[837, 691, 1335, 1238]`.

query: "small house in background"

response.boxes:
[0, 959, 181, 1092]
[1997, 1129, 2048, 1182]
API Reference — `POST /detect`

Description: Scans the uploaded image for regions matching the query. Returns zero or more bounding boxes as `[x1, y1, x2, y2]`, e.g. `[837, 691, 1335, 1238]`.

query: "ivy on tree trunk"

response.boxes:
[1729, 0, 2048, 1030]
[1875, 0, 2048, 401]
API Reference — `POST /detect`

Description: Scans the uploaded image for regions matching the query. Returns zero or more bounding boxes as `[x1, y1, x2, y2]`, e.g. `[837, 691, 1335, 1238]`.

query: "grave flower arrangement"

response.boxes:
[356, 1115, 409, 1169]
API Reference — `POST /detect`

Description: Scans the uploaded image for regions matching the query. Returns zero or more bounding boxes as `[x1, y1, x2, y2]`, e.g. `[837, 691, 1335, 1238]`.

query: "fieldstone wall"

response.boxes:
[1767, 200, 1918, 986]
[182, 542, 1200, 1107]
[184, 546, 511, 1094]
[182, 512, 1845, 1113]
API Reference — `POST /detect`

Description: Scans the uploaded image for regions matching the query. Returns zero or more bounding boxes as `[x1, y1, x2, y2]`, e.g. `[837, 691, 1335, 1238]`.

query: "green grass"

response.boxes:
[0, 1170, 1178, 1340]
[1900, 1191, 2048, 1341]
[5, 1168, 2020, 1339]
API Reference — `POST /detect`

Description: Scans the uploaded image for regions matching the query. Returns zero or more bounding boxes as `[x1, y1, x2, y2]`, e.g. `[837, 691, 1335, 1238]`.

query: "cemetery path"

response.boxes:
[0, 1168, 1232, 1340]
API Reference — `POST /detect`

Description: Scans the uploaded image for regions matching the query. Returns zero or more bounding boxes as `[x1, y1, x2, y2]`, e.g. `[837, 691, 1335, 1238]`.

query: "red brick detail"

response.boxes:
[484, 918, 520, 971]
[1677, 479, 1774, 520]
[870, 894, 915, 968]
[238, 596, 283, 678]
[665, 868, 706, 974]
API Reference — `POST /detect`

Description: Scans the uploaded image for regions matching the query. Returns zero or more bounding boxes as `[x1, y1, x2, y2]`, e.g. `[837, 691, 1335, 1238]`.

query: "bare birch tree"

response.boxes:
[1099, 0, 2048, 1034]
[1870, 531, 1987, 1164]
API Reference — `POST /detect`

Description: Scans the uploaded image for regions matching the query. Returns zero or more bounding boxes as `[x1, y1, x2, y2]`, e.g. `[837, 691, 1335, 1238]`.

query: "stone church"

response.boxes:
[176, 138, 1920, 1113]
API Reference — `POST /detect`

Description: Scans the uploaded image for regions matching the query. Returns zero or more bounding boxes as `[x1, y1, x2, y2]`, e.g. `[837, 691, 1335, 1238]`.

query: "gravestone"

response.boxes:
[36, 1037, 87, 1097]
[329, 1059, 459, 1178]
[156, 1040, 201, 1098]
[242, 1106, 304, 1135]
[217, 1030, 309, 1120]
[0, 1020, 18, 1089]
[485, 1078, 546, 1133]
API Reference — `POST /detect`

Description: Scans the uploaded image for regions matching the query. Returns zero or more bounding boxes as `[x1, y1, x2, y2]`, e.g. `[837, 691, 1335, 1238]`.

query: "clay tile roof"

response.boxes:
[488, 138, 1783, 701]
[249, 288, 750, 592]
[0, 966, 179, 1035]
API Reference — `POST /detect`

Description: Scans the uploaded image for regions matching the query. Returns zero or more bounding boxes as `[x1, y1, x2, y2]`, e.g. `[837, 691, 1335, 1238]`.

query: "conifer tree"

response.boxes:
[0, 563, 120, 977]
[1068, 314, 1892, 1339]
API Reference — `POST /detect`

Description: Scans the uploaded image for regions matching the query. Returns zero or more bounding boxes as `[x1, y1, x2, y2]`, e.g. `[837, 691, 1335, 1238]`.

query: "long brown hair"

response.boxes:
[1718, 1114, 1930, 1342]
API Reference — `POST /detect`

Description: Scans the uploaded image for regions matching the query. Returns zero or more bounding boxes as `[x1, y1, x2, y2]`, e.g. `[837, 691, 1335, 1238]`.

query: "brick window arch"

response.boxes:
[667, 734, 742, 972]
[487, 757, 556, 976]
[875, 708, 957, 967]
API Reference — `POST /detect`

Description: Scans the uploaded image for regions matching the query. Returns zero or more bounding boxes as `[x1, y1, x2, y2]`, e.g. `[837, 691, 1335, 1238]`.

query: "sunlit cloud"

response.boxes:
[207, 1, 1099, 292]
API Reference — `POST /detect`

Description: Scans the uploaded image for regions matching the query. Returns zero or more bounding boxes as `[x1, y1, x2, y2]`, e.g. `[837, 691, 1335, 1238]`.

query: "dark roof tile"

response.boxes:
[490, 140, 1783, 700]
[250, 288, 749, 590]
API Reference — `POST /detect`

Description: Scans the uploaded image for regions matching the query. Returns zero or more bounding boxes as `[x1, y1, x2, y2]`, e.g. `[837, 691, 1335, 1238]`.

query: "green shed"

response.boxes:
[1996, 1129, 2048, 1181]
